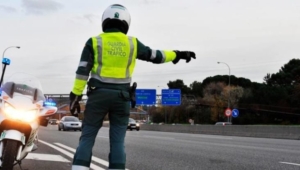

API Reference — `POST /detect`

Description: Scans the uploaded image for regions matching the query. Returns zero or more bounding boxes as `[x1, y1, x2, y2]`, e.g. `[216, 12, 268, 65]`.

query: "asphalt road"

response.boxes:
[13, 125, 300, 170]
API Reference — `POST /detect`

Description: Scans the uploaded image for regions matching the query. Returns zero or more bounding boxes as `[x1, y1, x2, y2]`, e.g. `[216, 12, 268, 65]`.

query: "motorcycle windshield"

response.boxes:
[1, 72, 45, 102]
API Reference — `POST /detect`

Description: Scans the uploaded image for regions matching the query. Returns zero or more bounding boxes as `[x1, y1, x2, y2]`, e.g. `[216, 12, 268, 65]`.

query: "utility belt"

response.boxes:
[87, 82, 137, 108]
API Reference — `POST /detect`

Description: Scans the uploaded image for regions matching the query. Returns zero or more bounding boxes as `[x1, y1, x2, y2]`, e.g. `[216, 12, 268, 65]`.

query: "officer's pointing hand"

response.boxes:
[172, 51, 196, 64]
[69, 91, 83, 114]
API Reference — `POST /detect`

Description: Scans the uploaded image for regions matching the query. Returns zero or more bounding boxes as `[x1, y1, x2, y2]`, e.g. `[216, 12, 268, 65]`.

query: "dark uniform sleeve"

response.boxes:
[71, 38, 94, 95]
[136, 39, 176, 64]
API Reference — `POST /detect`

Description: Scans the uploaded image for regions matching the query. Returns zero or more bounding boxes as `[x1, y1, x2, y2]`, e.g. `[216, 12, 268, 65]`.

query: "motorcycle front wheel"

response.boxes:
[1, 140, 20, 170]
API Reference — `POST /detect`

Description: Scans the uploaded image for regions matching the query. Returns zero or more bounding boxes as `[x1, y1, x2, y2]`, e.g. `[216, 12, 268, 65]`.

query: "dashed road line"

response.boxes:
[54, 143, 109, 167]
[54, 142, 130, 170]
[26, 153, 70, 162]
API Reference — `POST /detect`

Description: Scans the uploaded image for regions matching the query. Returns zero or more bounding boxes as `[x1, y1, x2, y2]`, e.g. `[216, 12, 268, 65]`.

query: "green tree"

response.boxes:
[189, 81, 203, 97]
[264, 58, 300, 86]
[167, 79, 191, 94]
[202, 75, 252, 88]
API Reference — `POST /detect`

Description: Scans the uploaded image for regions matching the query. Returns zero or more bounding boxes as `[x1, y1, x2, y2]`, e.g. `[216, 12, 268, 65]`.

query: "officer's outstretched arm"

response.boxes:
[136, 39, 196, 64]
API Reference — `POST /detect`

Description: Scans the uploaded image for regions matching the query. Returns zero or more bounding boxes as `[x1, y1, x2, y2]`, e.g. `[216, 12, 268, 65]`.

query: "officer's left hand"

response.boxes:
[69, 91, 83, 113]
[172, 51, 196, 64]
[70, 102, 81, 117]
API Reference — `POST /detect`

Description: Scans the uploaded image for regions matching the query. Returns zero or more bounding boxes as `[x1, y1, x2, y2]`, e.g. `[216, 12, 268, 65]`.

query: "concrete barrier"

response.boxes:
[139, 124, 300, 140]
[102, 123, 300, 140]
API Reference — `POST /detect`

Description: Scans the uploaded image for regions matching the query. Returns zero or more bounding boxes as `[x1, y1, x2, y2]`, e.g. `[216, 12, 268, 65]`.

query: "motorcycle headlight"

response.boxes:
[4, 103, 38, 122]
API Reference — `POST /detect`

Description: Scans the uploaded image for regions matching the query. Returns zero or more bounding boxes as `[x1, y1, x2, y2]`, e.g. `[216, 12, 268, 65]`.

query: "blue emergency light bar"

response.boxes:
[2, 58, 11, 65]
[43, 101, 57, 106]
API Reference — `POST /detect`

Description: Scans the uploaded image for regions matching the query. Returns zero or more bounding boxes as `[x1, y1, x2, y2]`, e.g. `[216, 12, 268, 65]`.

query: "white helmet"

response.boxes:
[102, 4, 131, 34]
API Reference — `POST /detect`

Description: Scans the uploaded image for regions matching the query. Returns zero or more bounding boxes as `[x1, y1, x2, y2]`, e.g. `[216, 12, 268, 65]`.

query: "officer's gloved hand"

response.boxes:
[69, 92, 83, 115]
[130, 82, 137, 108]
[172, 51, 196, 64]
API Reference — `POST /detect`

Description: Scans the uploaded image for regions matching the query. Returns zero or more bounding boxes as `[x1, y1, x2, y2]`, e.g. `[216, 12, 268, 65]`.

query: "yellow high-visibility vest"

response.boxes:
[91, 32, 137, 84]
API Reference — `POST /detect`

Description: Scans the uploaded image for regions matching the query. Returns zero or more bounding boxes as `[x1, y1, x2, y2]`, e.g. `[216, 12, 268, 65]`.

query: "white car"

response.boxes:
[127, 118, 140, 131]
[58, 116, 82, 131]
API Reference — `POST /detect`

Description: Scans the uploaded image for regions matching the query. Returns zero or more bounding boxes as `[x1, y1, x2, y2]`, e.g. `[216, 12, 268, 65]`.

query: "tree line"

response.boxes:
[146, 59, 300, 125]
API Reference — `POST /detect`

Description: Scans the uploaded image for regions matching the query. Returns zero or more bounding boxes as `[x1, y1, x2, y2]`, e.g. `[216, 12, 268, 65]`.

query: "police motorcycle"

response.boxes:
[0, 58, 57, 169]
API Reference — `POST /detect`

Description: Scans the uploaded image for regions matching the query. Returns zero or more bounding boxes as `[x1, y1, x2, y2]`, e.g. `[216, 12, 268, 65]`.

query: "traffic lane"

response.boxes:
[127, 127, 300, 150]
[126, 131, 300, 155]
[123, 131, 300, 170]
[40, 125, 300, 170]
[99, 126, 300, 159]
[13, 140, 72, 170]
[102, 127, 300, 170]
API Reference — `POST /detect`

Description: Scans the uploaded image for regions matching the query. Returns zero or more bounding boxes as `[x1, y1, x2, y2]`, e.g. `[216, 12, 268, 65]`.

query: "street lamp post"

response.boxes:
[157, 86, 167, 123]
[157, 85, 167, 92]
[217, 61, 231, 122]
[2, 46, 21, 70]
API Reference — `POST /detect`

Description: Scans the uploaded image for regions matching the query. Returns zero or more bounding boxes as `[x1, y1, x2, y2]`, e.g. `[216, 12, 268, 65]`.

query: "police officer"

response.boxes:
[70, 4, 196, 170]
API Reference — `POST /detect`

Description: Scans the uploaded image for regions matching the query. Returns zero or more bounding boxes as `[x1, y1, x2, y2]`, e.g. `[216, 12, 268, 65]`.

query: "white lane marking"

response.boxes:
[26, 153, 70, 162]
[54, 143, 108, 166]
[280, 162, 300, 166]
[54, 143, 130, 170]
[39, 140, 105, 170]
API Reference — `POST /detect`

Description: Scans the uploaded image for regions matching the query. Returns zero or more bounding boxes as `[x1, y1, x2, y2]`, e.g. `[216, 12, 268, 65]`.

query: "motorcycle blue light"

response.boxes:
[43, 101, 57, 106]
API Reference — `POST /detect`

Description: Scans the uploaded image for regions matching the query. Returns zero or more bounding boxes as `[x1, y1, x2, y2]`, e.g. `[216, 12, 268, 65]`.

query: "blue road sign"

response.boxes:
[232, 109, 239, 118]
[136, 89, 156, 105]
[161, 89, 181, 106]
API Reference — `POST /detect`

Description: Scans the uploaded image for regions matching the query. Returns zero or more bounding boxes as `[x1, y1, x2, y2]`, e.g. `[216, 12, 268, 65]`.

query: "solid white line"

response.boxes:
[54, 142, 130, 170]
[280, 162, 300, 166]
[26, 153, 70, 162]
[39, 140, 105, 170]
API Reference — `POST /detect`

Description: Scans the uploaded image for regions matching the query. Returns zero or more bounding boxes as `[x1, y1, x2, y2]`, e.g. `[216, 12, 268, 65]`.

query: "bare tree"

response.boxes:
[202, 82, 226, 122]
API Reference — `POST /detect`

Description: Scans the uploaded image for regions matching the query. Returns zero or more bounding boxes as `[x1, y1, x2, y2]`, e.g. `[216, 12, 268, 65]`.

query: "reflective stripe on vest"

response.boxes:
[91, 33, 137, 84]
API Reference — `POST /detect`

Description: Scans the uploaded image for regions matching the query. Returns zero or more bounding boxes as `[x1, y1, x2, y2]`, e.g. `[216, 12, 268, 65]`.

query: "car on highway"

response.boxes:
[58, 116, 82, 131]
[48, 119, 58, 125]
[127, 118, 140, 131]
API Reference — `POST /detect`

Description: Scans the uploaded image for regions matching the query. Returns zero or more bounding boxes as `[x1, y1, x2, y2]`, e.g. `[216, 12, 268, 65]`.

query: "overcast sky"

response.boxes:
[1, 0, 300, 94]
